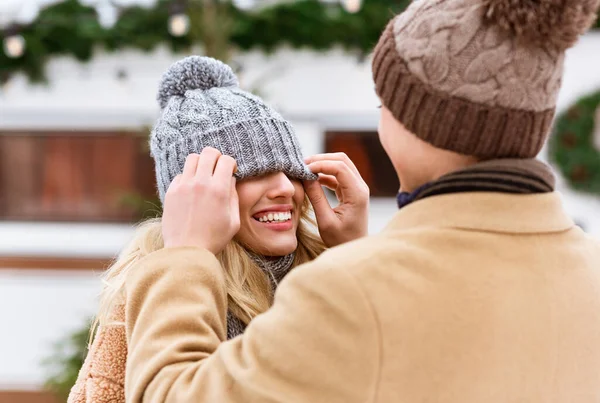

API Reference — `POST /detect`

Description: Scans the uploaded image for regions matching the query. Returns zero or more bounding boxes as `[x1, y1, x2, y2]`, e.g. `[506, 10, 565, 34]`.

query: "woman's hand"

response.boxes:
[303, 153, 370, 248]
[162, 147, 240, 255]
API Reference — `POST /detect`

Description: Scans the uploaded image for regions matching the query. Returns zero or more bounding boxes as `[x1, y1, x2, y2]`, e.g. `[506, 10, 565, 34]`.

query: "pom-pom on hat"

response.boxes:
[372, 0, 600, 159]
[157, 56, 239, 109]
[151, 56, 317, 203]
[483, 0, 600, 51]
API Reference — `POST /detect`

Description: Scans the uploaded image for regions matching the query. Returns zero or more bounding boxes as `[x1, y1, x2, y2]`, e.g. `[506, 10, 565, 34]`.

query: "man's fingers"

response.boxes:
[303, 180, 336, 227]
[213, 155, 238, 181]
[183, 154, 200, 179]
[171, 174, 183, 187]
[212, 155, 237, 203]
[166, 175, 183, 197]
[305, 152, 361, 178]
[317, 173, 339, 191]
[230, 176, 240, 231]
[196, 147, 222, 177]
[308, 160, 355, 192]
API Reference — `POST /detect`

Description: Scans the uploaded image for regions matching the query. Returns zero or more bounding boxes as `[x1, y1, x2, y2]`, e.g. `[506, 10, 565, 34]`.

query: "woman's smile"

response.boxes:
[252, 205, 294, 231]
[236, 174, 304, 256]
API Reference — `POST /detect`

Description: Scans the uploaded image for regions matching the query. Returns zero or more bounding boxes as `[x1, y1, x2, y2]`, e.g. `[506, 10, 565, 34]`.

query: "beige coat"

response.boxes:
[77, 192, 600, 402]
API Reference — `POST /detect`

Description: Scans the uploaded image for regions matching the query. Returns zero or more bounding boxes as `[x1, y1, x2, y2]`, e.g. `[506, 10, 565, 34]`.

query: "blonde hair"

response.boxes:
[90, 196, 325, 341]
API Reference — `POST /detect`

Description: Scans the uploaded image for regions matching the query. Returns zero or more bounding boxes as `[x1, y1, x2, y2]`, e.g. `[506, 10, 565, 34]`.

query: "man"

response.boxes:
[124, 0, 600, 401]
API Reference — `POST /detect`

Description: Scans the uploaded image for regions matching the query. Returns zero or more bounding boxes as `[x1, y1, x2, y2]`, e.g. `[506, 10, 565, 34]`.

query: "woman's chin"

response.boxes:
[236, 218, 300, 257]
[251, 236, 298, 257]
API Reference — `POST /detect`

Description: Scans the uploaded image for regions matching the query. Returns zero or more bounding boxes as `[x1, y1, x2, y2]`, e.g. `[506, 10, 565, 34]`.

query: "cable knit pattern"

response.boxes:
[372, 0, 599, 159]
[392, 0, 564, 112]
[152, 56, 316, 203]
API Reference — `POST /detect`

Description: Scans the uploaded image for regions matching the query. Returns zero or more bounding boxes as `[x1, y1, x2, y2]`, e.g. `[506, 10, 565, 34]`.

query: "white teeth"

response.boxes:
[256, 211, 292, 223]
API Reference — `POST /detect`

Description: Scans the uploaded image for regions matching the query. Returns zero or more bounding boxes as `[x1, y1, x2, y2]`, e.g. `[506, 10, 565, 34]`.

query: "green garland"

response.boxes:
[1, 0, 599, 84]
[549, 90, 600, 196]
[0, 0, 411, 83]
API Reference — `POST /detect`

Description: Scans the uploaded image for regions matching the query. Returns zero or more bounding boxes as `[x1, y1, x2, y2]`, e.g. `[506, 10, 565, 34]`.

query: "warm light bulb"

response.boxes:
[168, 13, 190, 37]
[3, 34, 25, 58]
[341, 0, 362, 13]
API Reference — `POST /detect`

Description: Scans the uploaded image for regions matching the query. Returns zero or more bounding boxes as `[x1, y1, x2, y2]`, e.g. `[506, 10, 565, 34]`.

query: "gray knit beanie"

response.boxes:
[151, 56, 317, 202]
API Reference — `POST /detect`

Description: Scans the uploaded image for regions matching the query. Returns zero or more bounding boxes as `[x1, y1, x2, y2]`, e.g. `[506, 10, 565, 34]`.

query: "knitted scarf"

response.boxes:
[226, 252, 295, 339]
[397, 159, 556, 209]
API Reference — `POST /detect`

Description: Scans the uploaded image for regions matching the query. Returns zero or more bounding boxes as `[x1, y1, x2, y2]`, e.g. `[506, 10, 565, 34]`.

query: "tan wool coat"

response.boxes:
[71, 192, 600, 403]
[124, 192, 600, 403]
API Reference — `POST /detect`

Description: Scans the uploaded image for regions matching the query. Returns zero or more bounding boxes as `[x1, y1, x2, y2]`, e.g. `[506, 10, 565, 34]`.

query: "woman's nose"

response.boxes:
[266, 172, 296, 200]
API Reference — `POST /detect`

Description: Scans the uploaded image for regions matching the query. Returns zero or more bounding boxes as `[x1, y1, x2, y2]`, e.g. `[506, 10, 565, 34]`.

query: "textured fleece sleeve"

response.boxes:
[124, 247, 379, 403]
[67, 306, 127, 403]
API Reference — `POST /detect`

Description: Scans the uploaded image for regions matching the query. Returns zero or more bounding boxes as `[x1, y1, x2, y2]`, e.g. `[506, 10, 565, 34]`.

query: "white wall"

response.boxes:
[1, 33, 600, 389]
[0, 222, 135, 257]
[0, 270, 101, 388]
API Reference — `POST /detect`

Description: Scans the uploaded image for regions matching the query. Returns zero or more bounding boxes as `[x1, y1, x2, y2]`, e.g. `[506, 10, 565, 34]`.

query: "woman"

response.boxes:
[68, 56, 368, 403]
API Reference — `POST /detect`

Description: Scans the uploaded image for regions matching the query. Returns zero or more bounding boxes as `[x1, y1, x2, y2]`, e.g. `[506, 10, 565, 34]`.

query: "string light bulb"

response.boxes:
[167, 0, 189, 37]
[341, 0, 362, 13]
[168, 13, 190, 37]
[3, 34, 25, 58]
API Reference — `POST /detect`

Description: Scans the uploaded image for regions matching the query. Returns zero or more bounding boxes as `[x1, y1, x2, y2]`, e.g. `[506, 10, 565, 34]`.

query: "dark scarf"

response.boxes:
[397, 159, 556, 209]
[226, 252, 295, 339]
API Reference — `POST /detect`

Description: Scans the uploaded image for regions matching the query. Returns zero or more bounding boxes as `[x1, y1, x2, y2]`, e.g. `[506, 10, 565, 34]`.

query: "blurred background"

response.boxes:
[0, 0, 599, 401]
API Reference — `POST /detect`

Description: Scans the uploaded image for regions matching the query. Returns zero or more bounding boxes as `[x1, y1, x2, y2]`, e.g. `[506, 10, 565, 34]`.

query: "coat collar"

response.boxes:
[385, 192, 574, 235]
[396, 158, 555, 210]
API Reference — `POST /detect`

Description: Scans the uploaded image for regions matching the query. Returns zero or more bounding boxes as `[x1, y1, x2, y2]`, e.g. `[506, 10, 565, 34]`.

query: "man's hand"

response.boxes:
[304, 153, 370, 248]
[162, 147, 240, 255]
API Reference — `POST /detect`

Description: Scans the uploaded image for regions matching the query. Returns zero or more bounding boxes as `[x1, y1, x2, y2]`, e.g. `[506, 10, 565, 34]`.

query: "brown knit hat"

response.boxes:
[372, 0, 600, 159]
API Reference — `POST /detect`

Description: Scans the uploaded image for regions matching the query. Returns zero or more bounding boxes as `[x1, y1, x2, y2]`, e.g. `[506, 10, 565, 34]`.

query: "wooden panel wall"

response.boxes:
[0, 132, 157, 222]
[325, 131, 400, 197]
